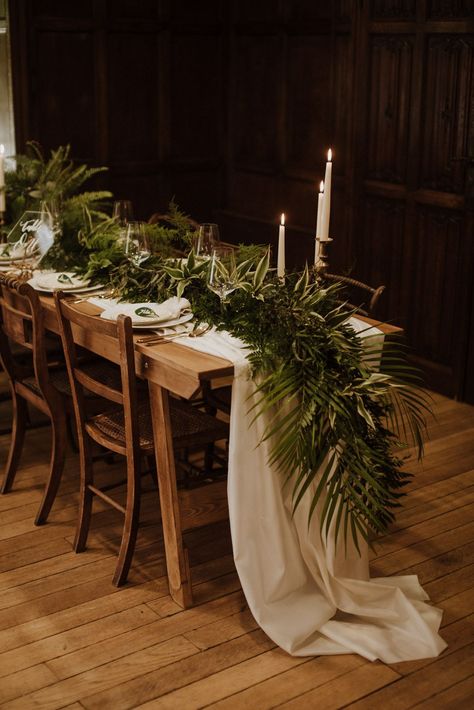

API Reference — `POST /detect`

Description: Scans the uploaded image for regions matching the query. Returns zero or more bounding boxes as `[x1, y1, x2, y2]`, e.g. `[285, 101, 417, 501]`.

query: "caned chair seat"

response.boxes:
[21, 360, 122, 399]
[21, 370, 71, 398]
[88, 398, 229, 454]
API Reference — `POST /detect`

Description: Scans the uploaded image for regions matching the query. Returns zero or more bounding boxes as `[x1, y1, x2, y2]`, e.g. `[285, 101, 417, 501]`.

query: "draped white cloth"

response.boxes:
[180, 321, 447, 663]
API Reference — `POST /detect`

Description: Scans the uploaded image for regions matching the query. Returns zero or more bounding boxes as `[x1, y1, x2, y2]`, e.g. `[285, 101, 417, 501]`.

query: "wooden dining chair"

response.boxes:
[323, 272, 386, 317]
[0, 275, 79, 524]
[54, 291, 229, 586]
[0, 275, 121, 523]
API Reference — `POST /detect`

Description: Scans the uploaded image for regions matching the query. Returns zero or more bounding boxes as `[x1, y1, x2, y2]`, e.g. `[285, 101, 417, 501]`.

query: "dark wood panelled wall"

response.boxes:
[7, 0, 474, 401]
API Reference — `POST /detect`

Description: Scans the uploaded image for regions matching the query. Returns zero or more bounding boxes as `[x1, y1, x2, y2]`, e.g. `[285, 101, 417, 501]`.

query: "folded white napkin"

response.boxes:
[96, 296, 191, 324]
[0, 242, 27, 261]
[35, 272, 90, 291]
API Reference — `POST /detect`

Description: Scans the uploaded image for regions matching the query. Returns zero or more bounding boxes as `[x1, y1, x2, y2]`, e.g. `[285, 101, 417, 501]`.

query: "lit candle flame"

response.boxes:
[327, 148, 332, 162]
[319, 180, 324, 193]
[281, 213, 285, 226]
[0, 144, 4, 155]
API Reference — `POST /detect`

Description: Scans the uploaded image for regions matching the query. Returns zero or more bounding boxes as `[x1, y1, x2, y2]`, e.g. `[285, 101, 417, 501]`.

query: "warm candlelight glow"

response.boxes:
[319, 181, 324, 193]
[327, 148, 332, 162]
[277, 212, 286, 278]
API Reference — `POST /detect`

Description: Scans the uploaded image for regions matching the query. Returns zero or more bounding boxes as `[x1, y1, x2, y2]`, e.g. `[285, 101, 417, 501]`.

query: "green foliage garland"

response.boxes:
[75, 233, 429, 549]
[3, 141, 428, 549]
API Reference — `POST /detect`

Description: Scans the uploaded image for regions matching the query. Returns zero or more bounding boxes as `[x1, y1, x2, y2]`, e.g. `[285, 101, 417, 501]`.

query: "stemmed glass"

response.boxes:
[125, 221, 151, 266]
[113, 200, 134, 245]
[195, 223, 220, 257]
[207, 246, 238, 309]
[113, 200, 134, 226]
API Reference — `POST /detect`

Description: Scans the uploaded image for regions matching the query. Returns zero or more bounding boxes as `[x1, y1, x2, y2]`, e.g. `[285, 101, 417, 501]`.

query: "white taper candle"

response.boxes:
[277, 213, 285, 278]
[320, 148, 332, 241]
[315, 180, 324, 264]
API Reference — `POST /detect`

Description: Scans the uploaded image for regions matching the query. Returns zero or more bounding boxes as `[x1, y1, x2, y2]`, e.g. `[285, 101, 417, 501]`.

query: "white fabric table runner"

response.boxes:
[179, 320, 447, 663]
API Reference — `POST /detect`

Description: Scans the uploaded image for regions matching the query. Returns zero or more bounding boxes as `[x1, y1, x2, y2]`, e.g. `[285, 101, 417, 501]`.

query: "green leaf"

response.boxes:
[253, 249, 270, 290]
[135, 307, 158, 318]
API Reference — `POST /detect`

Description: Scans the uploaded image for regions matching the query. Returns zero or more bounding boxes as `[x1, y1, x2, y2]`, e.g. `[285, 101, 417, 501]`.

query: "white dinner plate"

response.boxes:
[0, 244, 26, 262]
[34, 273, 91, 291]
[130, 312, 194, 330]
[0, 264, 22, 272]
[0, 255, 24, 263]
[29, 278, 105, 295]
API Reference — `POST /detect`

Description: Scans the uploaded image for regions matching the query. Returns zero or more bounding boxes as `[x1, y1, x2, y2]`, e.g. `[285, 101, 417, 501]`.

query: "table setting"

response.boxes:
[27, 271, 104, 294]
[0, 141, 448, 664]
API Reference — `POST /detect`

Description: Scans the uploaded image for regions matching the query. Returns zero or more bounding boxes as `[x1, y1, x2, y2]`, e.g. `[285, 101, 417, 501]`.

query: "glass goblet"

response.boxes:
[195, 223, 220, 257]
[207, 246, 238, 306]
[113, 200, 134, 227]
[125, 221, 151, 267]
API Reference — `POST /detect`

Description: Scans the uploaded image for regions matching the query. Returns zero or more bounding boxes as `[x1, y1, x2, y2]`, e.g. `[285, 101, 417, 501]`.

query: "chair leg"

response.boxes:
[66, 413, 79, 453]
[204, 443, 215, 475]
[34, 413, 67, 525]
[1, 393, 27, 495]
[113, 461, 141, 587]
[74, 439, 94, 553]
[146, 454, 158, 489]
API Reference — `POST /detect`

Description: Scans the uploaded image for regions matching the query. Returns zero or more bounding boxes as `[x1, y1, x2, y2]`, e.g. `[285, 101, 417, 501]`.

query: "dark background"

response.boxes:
[8, 0, 474, 401]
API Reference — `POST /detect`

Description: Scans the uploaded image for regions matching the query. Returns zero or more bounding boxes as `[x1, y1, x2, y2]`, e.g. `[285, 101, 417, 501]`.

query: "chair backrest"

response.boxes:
[54, 291, 142, 463]
[324, 273, 386, 317]
[0, 274, 61, 402]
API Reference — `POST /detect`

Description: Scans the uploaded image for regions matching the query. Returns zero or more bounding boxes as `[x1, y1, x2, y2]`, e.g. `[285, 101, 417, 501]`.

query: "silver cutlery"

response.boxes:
[137, 323, 211, 345]
[71, 289, 114, 304]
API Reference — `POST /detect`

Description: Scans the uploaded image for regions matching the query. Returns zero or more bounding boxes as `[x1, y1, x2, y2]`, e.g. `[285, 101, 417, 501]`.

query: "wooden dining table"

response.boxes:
[39, 292, 401, 608]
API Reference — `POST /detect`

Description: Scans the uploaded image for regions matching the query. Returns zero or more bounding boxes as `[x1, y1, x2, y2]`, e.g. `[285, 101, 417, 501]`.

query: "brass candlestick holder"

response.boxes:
[315, 237, 333, 274]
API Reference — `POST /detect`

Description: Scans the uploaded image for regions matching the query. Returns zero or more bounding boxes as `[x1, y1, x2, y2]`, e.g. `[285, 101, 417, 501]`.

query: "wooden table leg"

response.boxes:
[148, 382, 193, 608]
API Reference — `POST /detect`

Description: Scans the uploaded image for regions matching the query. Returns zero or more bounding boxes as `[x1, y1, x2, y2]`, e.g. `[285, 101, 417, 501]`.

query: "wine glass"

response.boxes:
[125, 221, 151, 266]
[195, 223, 220, 257]
[113, 200, 134, 245]
[207, 246, 238, 306]
[113, 200, 134, 226]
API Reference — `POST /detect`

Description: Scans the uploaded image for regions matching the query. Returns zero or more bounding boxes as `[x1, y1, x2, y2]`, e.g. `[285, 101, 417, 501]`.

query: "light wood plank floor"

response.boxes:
[0, 390, 473, 709]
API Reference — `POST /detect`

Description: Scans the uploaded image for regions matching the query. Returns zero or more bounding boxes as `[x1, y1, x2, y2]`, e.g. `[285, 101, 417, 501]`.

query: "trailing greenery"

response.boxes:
[167, 255, 429, 550]
[74, 231, 429, 549]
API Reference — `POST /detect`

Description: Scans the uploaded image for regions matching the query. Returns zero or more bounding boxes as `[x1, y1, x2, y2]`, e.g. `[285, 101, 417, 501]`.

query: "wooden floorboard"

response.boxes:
[0, 392, 473, 708]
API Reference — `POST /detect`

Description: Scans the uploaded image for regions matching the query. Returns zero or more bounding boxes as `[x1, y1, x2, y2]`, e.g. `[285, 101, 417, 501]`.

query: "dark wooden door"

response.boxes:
[350, 0, 474, 399]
